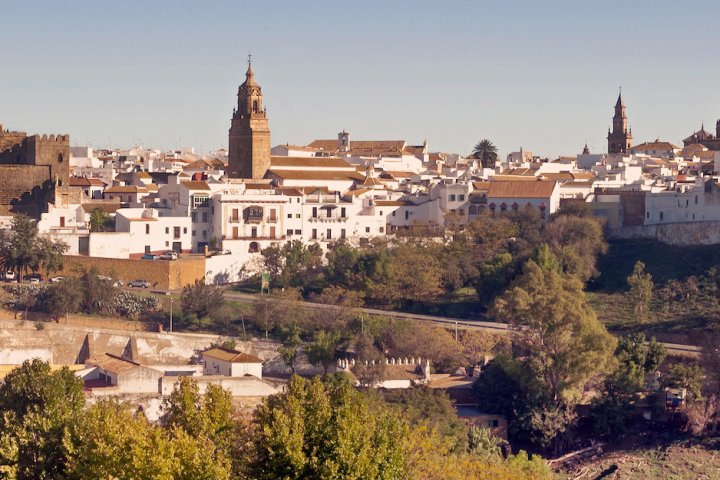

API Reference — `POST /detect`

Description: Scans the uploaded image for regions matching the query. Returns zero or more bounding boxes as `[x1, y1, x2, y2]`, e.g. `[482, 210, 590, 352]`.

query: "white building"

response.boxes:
[201, 347, 263, 378]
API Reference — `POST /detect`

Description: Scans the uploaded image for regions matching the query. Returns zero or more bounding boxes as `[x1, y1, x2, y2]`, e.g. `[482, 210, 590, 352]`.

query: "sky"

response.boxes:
[2, 0, 720, 158]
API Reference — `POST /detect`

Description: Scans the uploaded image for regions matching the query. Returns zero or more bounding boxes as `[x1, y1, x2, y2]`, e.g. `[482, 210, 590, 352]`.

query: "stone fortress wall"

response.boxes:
[0, 124, 70, 217]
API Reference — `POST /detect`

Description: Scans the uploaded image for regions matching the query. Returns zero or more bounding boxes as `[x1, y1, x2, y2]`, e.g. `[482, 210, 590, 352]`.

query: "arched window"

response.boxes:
[511, 202, 519, 211]
[252, 100, 258, 113]
[248, 241, 259, 253]
[58, 153, 64, 163]
[469, 205, 478, 215]
[500, 203, 507, 212]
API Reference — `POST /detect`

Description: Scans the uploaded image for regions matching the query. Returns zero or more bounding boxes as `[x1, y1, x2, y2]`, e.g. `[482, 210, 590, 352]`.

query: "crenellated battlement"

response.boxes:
[37, 133, 69, 143]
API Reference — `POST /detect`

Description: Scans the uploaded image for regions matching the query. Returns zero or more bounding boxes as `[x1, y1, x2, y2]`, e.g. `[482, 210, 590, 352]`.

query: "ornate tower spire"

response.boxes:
[228, 59, 271, 179]
[607, 89, 632, 154]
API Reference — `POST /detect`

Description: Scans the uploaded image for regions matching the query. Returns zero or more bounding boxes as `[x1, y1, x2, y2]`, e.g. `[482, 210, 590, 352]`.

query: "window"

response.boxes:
[287, 229, 293, 236]
[695, 195, 699, 205]
[312, 207, 318, 218]
[295, 229, 301, 235]
[145, 224, 150, 234]
[646, 212, 649, 219]
[379, 211, 383, 216]
[365, 227, 370, 233]
[296, 214, 301, 218]
[202, 212, 208, 222]
[192, 194, 210, 209]
[251, 227, 257, 238]
[327, 229, 332, 240]
[449, 194, 456, 201]
[392, 211, 396, 216]
[191, 212, 197, 222]
[202, 230, 207, 239]
[269, 209, 277, 222]
[459, 194, 465, 201]
[341, 207, 346, 218]
[288, 213, 292, 219]
[311, 229, 317, 240]
[244, 206, 263, 222]
[174, 227, 181, 239]
[341, 228, 346, 239]
[165, 241, 169, 247]
[183, 227, 187, 234]
[379, 227, 384, 233]
[231, 208, 239, 222]
[660, 211, 664, 220]
[57, 153, 64, 163]
[249, 241, 259, 253]
[192, 230, 196, 236]
[165, 227, 169, 234]
[405, 211, 409, 220]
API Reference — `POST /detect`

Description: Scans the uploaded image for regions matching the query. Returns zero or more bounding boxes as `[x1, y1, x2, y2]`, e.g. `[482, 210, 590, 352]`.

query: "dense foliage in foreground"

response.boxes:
[0, 360, 551, 480]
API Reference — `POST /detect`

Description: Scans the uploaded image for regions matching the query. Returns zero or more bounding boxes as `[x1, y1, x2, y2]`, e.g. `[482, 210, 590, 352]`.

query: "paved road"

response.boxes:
[224, 291, 702, 358]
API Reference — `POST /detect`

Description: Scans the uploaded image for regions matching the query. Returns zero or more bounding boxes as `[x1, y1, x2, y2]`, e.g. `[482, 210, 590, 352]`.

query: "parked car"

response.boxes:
[128, 279, 150, 288]
[159, 251, 178, 260]
[98, 275, 123, 287]
[49, 276, 65, 283]
[142, 253, 159, 261]
[24, 273, 43, 284]
[210, 249, 232, 257]
[2, 271, 16, 282]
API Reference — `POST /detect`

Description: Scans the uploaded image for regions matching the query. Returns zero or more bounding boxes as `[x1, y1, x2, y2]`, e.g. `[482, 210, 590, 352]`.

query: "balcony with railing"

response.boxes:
[308, 214, 348, 223]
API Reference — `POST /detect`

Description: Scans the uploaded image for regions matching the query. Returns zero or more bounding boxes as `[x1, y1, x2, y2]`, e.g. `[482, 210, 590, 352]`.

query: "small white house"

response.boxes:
[201, 347, 263, 378]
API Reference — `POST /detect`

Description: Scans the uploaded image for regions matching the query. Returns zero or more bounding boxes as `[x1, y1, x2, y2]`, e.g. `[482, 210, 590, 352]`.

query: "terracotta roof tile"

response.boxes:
[202, 347, 262, 363]
[487, 180, 557, 199]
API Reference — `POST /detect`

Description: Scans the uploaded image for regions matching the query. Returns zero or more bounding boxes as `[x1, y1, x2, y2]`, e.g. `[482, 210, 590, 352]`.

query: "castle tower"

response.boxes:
[228, 59, 271, 179]
[607, 91, 632, 154]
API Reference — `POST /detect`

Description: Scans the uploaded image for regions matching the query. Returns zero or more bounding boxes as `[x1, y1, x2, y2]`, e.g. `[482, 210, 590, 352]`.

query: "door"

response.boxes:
[232, 227, 239, 239]
[172, 242, 181, 252]
[269, 226, 276, 238]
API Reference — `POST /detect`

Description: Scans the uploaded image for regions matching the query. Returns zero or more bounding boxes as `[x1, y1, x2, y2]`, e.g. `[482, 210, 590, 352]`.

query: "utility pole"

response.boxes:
[455, 321, 458, 342]
[169, 297, 173, 333]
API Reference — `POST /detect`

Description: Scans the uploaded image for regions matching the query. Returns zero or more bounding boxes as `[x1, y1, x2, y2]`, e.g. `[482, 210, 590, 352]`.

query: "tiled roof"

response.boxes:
[489, 175, 539, 182]
[487, 180, 557, 199]
[105, 185, 149, 194]
[88, 353, 141, 373]
[69, 177, 106, 187]
[375, 200, 410, 206]
[268, 169, 365, 181]
[270, 156, 352, 169]
[630, 141, 679, 151]
[202, 347, 262, 363]
[180, 180, 211, 191]
[82, 202, 121, 214]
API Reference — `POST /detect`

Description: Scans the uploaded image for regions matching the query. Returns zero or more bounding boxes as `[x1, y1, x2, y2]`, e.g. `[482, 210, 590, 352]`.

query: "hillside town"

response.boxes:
[4, 3, 720, 478]
[3, 64, 720, 288]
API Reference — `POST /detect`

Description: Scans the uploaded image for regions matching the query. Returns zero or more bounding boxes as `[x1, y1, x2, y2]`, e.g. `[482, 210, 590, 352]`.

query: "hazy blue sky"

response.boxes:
[2, 0, 719, 157]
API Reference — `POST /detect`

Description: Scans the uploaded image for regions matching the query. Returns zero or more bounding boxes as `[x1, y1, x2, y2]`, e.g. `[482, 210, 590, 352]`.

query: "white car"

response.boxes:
[3, 271, 16, 282]
[49, 276, 65, 283]
[160, 251, 178, 260]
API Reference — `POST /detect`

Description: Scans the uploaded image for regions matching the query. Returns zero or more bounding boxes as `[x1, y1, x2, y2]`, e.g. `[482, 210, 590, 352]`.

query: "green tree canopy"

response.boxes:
[626, 260, 654, 323]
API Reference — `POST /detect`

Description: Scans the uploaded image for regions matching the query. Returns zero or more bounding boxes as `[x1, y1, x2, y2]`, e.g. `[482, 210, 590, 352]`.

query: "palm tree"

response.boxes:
[471, 139, 499, 169]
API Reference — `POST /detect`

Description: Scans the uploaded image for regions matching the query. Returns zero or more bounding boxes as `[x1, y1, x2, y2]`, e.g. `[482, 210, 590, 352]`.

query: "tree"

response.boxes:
[78, 267, 117, 315]
[249, 375, 407, 479]
[0, 214, 68, 281]
[306, 330, 340, 374]
[607, 333, 666, 394]
[88, 208, 110, 232]
[44, 277, 83, 321]
[664, 362, 704, 401]
[181, 279, 225, 325]
[475, 253, 515, 306]
[542, 215, 607, 283]
[471, 139, 499, 169]
[493, 259, 616, 404]
[261, 240, 324, 290]
[278, 324, 302, 374]
[626, 260, 654, 323]
[161, 377, 233, 448]
[306, 286, 361, 332]
[0, 360, 84, 479]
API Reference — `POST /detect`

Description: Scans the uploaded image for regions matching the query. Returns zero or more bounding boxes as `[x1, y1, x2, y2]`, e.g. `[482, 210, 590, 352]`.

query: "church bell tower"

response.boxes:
[228, 58, 271, 179]
[607, 90, 632, 154]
